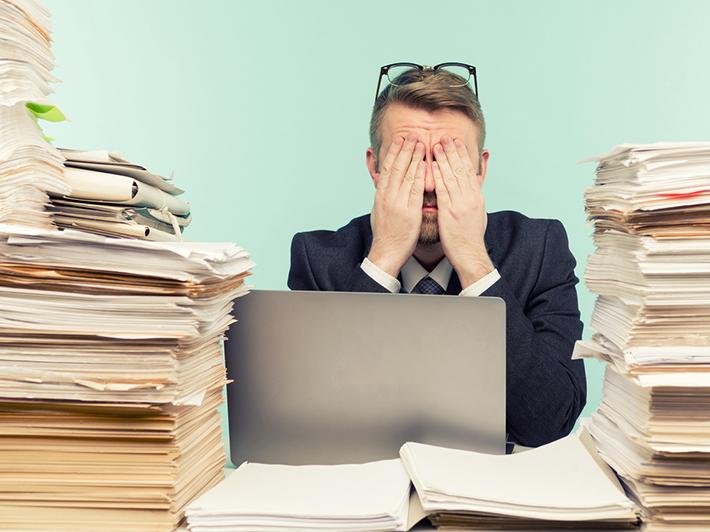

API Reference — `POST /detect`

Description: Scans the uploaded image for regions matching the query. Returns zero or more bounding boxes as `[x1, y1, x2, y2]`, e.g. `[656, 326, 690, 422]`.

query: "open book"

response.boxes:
[185, 430, 639, 531]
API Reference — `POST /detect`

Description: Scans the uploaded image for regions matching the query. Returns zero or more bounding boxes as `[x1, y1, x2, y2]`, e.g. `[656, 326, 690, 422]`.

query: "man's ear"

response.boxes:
[366, 147, 379, 188]
[477, 149, 491, 186]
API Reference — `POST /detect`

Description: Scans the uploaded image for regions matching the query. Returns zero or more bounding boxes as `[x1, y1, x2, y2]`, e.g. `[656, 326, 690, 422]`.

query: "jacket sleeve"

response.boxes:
[482, 220, 586, 447]
[288, 233, 389, 293]
[288, 233, 320, 290]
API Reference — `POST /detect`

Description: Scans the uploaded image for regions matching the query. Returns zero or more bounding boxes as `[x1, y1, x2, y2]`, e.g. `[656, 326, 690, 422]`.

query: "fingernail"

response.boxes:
[434, 144, 442, 152]
[454, 139, 463, 147]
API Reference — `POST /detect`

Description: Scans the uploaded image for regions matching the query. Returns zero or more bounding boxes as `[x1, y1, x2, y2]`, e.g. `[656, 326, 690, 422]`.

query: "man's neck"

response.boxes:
[413, 242, 445, 272]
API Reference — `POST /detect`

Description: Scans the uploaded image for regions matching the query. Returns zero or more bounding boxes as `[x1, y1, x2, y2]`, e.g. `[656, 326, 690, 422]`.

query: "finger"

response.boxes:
[401, 141, 425, 194]
[377, 135, 404, 190]
[386, 133, 418, 195]
[433, 142, 460, 193]
[442, 136, 468, 183]
[453, 138, 478, 189]
[407, 160, 426, 208]
[432, 161, 451, 207]
[453, 138, 476, 175]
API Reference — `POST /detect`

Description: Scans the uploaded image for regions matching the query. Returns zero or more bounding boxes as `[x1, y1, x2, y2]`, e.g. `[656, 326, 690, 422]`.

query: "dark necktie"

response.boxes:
[411, 276, 445, 295]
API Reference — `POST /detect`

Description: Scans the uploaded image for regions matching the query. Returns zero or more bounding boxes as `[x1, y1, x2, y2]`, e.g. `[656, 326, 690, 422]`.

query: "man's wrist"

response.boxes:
[360, 258, 401, 293]
[459, 269, 501, 297]
[452, 248, 495, 288]
[458, 265, 494, 288]
[366, 247, 404, 278]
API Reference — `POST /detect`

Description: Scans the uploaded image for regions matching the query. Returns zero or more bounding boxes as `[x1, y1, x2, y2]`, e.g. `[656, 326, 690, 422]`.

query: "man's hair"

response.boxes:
[369, 68, 486, 169]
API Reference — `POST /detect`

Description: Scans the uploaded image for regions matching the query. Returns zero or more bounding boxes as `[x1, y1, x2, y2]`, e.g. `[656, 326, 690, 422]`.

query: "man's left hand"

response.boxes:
[432, 135, 494, 288]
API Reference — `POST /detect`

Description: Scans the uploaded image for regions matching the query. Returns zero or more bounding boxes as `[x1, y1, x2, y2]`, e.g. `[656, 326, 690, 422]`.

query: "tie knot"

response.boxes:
[412, 276, 445, 295]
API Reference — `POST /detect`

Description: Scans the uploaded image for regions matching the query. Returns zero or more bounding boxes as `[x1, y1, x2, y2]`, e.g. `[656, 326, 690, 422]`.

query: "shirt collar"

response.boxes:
[401, 256, 453, 293]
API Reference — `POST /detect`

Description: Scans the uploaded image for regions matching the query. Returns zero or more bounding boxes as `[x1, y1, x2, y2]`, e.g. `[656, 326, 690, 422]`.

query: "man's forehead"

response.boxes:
[382, 103, 478, 143]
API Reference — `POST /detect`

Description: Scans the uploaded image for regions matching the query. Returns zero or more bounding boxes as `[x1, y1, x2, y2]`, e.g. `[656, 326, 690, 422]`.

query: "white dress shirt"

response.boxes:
[361, 256, 500, 296]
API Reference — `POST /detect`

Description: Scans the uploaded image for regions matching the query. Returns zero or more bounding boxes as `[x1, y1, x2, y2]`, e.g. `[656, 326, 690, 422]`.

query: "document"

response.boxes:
[185, 433, 639, 531]
[186, 459, 412, 532]
[0, 390, 227, 531]
[60, 148, 185, 194]
[0, 219, 254, 530]
[400, 433, 638, 528]
[579, 142, 710, 530]
[61, 167, 190, 214]
[0, 104, 67, 228]
[0, 224, 253, 404]
[0, 3, 250, 530]
[52, 152, 191, 241]
[0, 0, 66, 230]
[0, 0, 55, 107]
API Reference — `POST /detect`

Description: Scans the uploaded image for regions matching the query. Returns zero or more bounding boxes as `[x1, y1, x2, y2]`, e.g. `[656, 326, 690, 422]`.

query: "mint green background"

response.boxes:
[42, 0, 710, 455]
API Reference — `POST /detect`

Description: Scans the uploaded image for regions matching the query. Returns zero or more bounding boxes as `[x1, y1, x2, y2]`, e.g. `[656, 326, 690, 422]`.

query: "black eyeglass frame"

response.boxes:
[374, 62, 478, 102]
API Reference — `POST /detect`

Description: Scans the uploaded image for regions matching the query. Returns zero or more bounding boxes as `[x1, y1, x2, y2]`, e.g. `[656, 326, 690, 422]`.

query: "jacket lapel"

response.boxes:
[483, 223, 497, 269]
[363, 214, 374, 257]
[446, 272, 462, 295]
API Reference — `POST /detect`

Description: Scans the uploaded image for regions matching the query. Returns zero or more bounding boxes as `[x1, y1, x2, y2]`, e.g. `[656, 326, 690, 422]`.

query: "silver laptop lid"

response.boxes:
[226, 290, 505, 465]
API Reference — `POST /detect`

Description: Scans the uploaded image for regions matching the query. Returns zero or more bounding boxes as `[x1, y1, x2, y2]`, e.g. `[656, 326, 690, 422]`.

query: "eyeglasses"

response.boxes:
[374, 62, 478, 102]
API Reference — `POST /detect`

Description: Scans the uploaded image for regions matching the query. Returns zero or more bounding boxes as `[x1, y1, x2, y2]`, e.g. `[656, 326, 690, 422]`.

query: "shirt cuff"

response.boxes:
[360, 257, 401, 293]
[459, 269, 501, 297]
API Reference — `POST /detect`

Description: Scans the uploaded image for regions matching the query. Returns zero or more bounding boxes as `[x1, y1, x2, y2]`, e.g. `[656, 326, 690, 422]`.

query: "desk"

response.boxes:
[178, 525, 636, 531]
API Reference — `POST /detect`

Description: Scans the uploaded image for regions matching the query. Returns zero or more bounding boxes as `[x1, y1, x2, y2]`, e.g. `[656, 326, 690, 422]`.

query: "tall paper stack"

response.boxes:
[0, 225, 254, 531]
[574, 142, 710, 531]
[0, 0, 68, 228]
[0, 1, 255, 529]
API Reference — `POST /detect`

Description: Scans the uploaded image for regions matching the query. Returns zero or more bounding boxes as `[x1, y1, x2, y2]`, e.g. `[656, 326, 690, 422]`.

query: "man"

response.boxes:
[288, 64, 586, 448]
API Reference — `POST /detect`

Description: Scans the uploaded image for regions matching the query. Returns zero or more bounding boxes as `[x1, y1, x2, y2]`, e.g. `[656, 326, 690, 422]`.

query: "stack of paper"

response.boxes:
[0, 225, 252, 403]
[0, 0, 56, 106]
[400, 434, 638, 529]
[185, 459, 412, 532]
[0, 224, 254, 530]
[0, 0, 68, 228]
[583, 142, 710, 236]
[575, 142, 710, 530]
[0, 391, 225, 531]
[48, 149, 191, 241]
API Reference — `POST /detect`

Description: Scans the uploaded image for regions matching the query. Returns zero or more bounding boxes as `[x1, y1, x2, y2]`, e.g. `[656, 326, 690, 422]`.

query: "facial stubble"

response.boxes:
[418, 191, 439, 245]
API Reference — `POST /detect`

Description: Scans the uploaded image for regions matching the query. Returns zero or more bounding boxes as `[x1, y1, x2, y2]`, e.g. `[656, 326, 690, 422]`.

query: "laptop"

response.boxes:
[225, 289, 505, 465]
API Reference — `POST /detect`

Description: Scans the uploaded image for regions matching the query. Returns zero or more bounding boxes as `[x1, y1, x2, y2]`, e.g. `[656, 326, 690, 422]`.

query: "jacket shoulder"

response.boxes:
[289, 214, 373, 291]
[291, 214, 372, 277]
[488, 210, 561, 235]
[293, 214, 372, 251]
[486, 210, 571, 270]
[487, 210, 569, 247]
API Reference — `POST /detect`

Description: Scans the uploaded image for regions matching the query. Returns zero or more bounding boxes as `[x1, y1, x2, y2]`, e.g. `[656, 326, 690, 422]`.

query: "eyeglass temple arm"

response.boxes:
[375, 67, 388, 102]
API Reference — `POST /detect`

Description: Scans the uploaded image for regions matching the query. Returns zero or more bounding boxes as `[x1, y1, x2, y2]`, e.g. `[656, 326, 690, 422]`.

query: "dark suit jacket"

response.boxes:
[288, 211, 586, 447]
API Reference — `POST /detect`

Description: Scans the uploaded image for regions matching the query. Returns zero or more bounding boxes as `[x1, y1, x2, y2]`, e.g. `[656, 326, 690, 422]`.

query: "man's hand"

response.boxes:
[432, 135, 494, 287]
[368, 133, 426, 277]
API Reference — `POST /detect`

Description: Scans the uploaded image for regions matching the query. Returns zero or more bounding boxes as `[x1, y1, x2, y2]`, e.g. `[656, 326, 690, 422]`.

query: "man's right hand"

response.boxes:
[367, 133, 426, 278]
